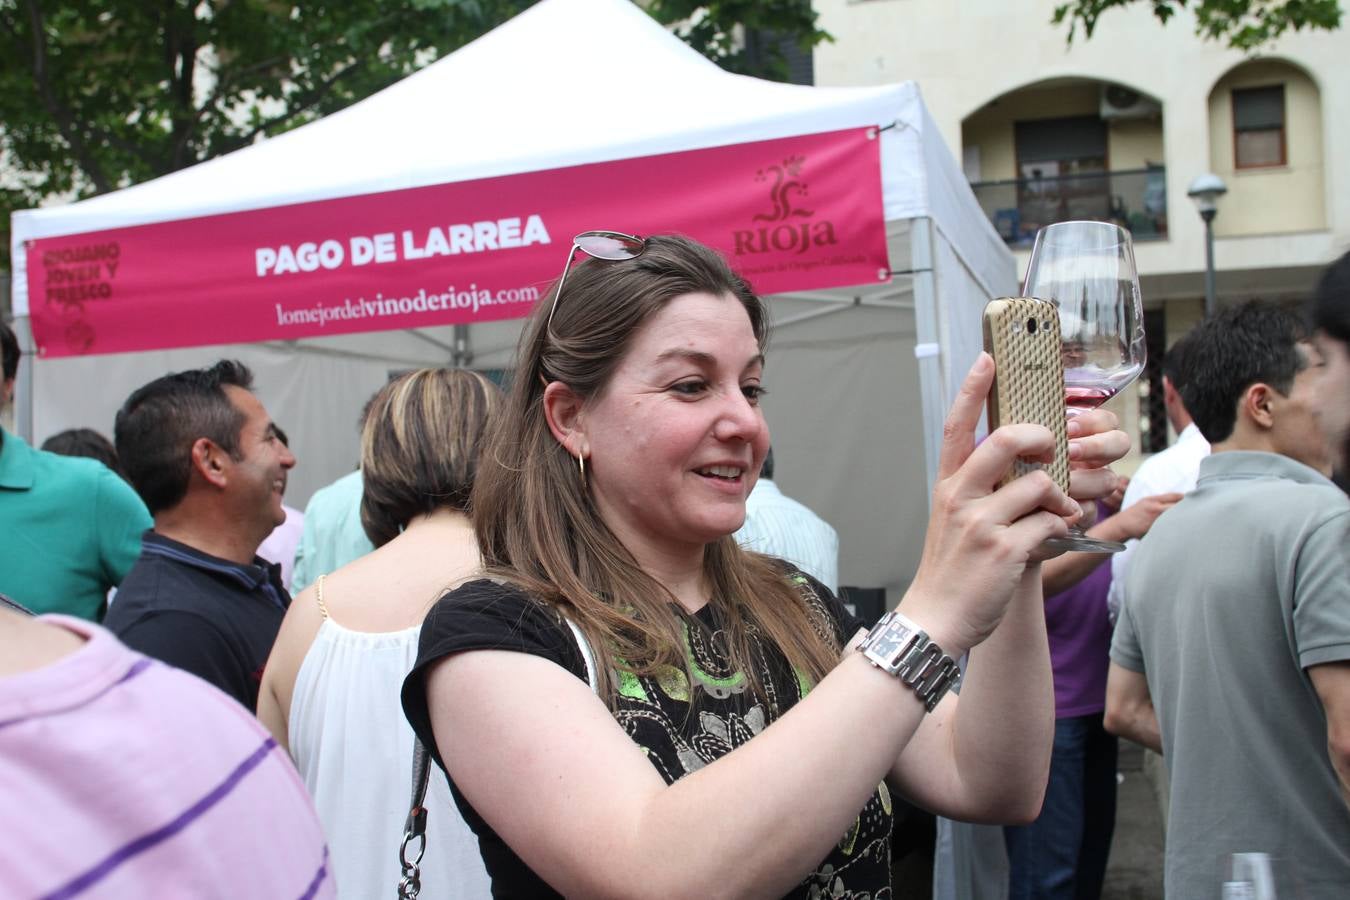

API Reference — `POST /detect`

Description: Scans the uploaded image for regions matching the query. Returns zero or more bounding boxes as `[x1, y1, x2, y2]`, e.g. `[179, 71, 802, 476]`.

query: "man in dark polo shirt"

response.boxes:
[105, 360, 296, 708]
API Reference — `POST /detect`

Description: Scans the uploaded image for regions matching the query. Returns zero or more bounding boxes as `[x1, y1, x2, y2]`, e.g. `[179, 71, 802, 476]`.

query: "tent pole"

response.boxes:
[909, 218, 943, 500]
[13, 315, 35, 443]
[452, 324, 473, 368]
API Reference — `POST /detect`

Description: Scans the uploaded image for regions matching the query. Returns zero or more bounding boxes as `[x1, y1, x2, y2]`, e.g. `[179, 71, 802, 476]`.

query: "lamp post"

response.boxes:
[1187, 173, 1228, 317]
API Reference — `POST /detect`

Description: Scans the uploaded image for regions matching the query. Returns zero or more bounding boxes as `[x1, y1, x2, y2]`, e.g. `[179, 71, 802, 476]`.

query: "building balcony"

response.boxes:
[970, 168, 1168, 248]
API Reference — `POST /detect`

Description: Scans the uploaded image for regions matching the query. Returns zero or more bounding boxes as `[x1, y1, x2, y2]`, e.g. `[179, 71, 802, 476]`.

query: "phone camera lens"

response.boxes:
[1026, 317, 1038, 334]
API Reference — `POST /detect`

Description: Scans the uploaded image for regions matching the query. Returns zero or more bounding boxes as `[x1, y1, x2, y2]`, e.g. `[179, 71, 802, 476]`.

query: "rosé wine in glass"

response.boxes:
[1022, 221, 1148, 552]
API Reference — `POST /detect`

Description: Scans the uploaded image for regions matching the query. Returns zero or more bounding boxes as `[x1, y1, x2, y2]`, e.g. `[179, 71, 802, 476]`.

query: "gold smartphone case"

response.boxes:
[982, 297, 1071, 493]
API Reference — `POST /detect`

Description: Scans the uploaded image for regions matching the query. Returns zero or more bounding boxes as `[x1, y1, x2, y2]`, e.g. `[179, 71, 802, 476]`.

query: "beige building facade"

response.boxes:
[813, 0, 1346, 454]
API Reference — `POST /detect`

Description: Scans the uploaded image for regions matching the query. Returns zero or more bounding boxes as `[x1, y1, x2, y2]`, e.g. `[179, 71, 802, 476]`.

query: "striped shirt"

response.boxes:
[735, 479, 840, 593]
[0, 616, 334, 899]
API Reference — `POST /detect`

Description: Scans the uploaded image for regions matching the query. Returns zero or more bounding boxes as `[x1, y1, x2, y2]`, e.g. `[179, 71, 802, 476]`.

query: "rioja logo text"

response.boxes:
[734, 155, 838, 256]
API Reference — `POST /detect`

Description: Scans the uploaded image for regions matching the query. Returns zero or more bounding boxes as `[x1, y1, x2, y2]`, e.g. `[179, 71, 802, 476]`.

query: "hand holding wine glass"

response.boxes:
[1023, 220, 1147, 553]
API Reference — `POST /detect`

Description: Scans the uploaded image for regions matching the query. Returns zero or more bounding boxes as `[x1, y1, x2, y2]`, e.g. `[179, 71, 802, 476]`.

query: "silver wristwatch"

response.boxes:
[858, 610, 961, 712]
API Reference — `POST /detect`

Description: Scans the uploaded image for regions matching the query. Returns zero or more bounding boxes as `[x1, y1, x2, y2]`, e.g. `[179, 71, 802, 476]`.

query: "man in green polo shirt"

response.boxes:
[0, 322, 150, 619]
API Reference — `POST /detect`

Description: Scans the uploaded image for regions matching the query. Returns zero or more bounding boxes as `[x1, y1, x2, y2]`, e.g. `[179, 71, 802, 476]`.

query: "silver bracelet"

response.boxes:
[857, 610, 961, 712]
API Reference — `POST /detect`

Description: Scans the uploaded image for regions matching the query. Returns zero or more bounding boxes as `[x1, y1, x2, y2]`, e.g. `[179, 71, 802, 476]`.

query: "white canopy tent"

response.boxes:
[10, 0, 1014, 598]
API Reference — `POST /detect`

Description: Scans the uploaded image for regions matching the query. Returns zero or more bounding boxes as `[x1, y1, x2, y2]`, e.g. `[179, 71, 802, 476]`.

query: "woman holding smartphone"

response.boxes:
[402, 233, 1127, 897]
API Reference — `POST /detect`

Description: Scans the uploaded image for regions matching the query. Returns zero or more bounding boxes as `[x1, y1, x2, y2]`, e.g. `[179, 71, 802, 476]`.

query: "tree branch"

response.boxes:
[235, 55, 377, 145]
[166, 4, 202, 171]
[170, 11, 416, 167]
[21, 0, 113, 192]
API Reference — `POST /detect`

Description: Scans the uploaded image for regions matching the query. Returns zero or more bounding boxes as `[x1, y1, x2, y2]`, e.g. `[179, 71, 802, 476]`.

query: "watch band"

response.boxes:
[858, 610, 961, 712]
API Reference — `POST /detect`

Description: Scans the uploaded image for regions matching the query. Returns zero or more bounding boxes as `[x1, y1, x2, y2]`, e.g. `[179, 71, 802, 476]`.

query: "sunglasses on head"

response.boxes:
[545, 230, 647, 332]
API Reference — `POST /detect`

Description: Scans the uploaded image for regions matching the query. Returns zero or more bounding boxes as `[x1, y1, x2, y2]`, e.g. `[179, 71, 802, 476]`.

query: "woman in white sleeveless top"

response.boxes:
[259, 369, 500, 899]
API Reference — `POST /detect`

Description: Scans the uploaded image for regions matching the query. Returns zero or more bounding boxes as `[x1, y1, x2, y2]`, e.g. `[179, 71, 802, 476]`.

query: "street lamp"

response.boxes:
[1187, 173, 1228, 317]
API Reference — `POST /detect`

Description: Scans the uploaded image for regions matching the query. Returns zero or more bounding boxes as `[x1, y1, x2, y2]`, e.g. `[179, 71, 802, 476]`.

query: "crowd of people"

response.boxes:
[0, 237, 1347, 899]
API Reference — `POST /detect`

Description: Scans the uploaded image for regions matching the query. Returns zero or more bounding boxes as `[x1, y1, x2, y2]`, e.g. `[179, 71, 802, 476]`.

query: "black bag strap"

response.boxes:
[397, 740, 431, 899]
[397, 614, 599, 898]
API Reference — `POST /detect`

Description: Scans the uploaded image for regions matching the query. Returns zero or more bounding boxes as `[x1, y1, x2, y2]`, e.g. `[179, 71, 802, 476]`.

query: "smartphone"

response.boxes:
[981, 297, 1070, 493]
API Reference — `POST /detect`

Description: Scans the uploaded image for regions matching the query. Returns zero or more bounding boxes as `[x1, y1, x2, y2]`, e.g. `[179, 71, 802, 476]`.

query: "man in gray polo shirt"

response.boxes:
[1104, 301, 1350, 899]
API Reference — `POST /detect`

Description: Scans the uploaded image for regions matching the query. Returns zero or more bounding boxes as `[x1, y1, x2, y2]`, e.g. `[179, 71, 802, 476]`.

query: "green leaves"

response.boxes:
[0, 0, 830, 273]
[0, 0, 534, 268]
[644, 0, 830, 80]
[1052, 0, 1341, 51]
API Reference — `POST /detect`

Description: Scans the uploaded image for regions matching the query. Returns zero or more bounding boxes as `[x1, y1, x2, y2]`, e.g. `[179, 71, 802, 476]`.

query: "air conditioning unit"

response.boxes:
[1100, 85, 1161, 120]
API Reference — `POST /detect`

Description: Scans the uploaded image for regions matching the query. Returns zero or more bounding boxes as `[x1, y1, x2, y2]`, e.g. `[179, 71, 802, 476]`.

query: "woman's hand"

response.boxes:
[902, 353, 1078, 656]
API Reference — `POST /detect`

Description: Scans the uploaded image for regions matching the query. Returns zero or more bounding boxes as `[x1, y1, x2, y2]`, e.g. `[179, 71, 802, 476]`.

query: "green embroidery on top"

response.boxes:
[654, 665, 691, 701]
[617, 668, 648, 702]
[689, 663, 746, 692]
[839, 816, 861, 855]
[551, 578, 890, 893]
[794, 666, 814, 700]
[613, 657, 694, 703]
[682, 619, 746, 693]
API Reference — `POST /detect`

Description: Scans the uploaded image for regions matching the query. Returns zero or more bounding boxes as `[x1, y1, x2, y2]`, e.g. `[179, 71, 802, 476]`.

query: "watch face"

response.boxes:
[861, 613, 960, 711]
[874, 630, 912, 657]
[863, 614, 919, 666]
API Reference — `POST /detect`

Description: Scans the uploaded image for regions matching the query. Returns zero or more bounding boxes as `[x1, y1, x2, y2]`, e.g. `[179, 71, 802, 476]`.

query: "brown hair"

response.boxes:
[114, 359, 253, 514]
[360, 368, 501, 547]
[472, 234, 840, 704]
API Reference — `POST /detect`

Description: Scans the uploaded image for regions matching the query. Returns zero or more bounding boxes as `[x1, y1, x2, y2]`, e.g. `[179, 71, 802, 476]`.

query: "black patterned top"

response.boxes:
[402, 569, 895, 899]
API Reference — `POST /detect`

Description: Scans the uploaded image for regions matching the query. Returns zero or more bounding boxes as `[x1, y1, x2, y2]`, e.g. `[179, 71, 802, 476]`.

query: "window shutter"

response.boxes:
[1233, 86, 1285, 131]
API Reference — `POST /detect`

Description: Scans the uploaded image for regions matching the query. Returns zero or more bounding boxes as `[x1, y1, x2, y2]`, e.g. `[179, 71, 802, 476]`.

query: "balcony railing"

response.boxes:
[970, 168, 1168, 248]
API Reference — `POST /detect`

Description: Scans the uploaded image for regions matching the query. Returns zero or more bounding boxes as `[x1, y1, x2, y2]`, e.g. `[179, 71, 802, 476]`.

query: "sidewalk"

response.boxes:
[1102, 741, 1165, 899]
[890, 739, 1167, 898]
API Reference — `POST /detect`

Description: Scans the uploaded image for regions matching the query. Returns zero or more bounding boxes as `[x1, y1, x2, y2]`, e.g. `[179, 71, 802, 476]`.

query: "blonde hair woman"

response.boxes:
[399, 234, 1127, 898]
[259, 367, 500, 899]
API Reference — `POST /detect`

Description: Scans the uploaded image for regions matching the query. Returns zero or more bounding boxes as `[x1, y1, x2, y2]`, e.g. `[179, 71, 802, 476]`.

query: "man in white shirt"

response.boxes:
[735, 447, 839, 594]
[1107, 333, 1210, 621]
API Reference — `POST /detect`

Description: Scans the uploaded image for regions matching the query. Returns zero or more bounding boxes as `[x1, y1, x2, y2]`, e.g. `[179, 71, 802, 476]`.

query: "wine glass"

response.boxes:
[1221, 852, 1303, 899]
[1023, 221, 1147, 553]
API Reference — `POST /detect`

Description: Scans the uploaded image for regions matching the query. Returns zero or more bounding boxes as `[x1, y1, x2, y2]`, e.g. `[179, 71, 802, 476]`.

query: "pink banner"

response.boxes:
[27, 128, 887, 358]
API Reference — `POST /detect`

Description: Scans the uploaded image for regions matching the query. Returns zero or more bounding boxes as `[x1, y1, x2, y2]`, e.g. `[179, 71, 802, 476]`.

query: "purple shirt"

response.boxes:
[1045, 561, 1113, 717]
[0, 616, 334, 899]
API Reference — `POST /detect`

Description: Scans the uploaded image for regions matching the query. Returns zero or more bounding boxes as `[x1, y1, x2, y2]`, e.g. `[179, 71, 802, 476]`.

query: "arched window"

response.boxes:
[1232, 84, 1286, 169]
[1207, 59, 1324, 235]
[961, 79, 1165, 246]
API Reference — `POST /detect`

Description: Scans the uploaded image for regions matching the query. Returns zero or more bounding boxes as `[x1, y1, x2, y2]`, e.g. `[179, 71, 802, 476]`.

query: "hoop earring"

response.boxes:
[577, 453, 586, 486]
